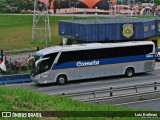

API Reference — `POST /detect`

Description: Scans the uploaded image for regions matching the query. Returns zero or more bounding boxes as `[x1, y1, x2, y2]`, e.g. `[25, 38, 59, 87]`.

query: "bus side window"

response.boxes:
[56, 45, 153, 66]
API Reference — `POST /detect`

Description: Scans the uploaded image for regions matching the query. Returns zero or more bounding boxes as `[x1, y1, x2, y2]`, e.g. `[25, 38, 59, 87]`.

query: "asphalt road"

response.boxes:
[119, 98, 160, 111]
[4, 62, 160, 110]
[6, 68, 160, 95]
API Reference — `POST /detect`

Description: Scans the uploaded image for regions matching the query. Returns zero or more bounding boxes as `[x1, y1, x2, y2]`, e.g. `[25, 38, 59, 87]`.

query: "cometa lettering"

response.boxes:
[76, 60, 99, 67]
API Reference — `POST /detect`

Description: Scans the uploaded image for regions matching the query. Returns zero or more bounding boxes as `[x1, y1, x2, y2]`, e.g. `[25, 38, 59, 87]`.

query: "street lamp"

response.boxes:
[95, 6, 97, 13]
[95, 7, 97, 23]
[115, 2, 117, 15]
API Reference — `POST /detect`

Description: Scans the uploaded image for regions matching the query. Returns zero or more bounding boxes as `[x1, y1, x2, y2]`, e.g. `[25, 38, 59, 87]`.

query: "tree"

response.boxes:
[54, 0, 60, 13]
[18, 0, 34, 12]
[49, 0, 60, 14]
[6, 0, 19, 13]
[0, 0, 7, 13]
[0, 0, 34, 13]
[155, 0, 160, 5]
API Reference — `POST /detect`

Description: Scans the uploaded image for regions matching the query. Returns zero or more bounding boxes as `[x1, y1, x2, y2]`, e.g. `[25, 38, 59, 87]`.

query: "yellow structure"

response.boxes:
[147, 35, 160, 47]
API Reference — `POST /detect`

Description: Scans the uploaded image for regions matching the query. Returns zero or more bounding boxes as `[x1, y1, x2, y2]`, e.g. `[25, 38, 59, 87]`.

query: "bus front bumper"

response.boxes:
[31, 75, 49, 84]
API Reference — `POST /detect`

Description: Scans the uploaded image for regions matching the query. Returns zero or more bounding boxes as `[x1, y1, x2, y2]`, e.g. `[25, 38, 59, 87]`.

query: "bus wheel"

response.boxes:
[125, 68, 134, 77]
[57, 75, 67, 85]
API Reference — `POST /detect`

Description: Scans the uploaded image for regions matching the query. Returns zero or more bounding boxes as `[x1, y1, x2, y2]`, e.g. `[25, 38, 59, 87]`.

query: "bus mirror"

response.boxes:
[28, 57, 35, 67]
[28, 57, 35, 63]
[35, 58, 49, 67]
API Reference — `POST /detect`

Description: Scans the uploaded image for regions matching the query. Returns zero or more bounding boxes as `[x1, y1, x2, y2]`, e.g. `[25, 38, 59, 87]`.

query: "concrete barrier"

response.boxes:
[0, 74, 31, 84]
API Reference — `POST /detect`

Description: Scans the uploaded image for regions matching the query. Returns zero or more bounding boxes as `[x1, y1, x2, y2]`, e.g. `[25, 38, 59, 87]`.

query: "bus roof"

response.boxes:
[36, 41, 154, 56]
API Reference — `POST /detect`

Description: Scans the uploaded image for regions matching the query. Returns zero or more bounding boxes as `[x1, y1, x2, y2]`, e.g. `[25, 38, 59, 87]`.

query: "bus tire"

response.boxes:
[56, 75, 67, 85]
[125, 68, 134, 77]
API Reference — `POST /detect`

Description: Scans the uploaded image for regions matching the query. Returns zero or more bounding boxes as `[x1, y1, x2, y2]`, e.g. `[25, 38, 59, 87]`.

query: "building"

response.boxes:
[59, 17, 160, 46]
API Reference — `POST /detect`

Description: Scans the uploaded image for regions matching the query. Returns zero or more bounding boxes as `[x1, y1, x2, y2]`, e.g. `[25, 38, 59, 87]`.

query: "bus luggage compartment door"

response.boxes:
[87, 66, 99, 78]
[74, 67, 87, 80]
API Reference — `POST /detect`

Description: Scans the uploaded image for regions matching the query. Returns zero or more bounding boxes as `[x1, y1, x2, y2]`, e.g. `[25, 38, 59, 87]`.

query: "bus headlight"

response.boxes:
[35, 75, 40, 79]
[43, 74, 49, 78]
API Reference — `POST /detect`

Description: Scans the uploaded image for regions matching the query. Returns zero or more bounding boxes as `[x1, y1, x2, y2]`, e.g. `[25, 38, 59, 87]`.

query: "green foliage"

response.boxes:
[1, 86, 157, 120]
[54, 0, 60, 9]
[66, 36, 82, 45]
[0, 0, 34, 13]
[0, 0, 7, 13]
[0, 15, 70, 49]
[155, 0, 160, 5]
[49, 0, 61, 14]
[59, 36, 83, 45]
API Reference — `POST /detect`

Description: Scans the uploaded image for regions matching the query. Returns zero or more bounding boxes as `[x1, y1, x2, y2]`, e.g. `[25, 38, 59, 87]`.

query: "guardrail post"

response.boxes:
[154, 82, 157, 90]
[93, 91, 96, 99]
[110, 87, 113, 96]
[135, 86, 137, 93]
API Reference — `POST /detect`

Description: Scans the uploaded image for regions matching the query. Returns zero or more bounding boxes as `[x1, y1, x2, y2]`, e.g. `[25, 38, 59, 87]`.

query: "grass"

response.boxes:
[1, 14, 160, 120]
[0, 14, 70, 50]
[0, 85, 159, 120]
[0, 14, 160, 50]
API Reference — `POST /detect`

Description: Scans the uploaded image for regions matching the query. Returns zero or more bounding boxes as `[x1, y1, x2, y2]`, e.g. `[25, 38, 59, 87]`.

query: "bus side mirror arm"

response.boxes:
[35, 58, 49, 67]
[28, 57, 35, 63]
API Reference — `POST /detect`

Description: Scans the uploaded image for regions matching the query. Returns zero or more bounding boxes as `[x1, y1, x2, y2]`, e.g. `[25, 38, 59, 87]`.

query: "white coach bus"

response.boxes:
[29, 41, 155, 84]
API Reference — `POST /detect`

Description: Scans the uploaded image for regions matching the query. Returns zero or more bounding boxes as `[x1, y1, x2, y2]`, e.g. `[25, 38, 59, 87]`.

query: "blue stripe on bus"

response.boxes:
[52, 55, 155, 70]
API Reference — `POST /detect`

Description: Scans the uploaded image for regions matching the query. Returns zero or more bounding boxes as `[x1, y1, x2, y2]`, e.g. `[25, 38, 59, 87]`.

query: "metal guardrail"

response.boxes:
[0, 73, 32, 84]
[82, 90, 160, 104]
[60, 81, 160, 102]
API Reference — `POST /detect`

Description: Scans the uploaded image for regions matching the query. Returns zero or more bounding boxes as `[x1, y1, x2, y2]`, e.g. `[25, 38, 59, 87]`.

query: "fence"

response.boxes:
[0, 47, 40, 75]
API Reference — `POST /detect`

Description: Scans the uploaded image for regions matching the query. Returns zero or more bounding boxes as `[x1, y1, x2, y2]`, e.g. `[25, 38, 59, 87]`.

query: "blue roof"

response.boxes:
[58, 17, 160, 42]
[61, 17, 155, 24]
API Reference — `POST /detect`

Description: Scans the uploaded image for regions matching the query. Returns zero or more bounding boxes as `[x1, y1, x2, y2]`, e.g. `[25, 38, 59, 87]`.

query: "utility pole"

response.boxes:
[32, 0, 51, 47]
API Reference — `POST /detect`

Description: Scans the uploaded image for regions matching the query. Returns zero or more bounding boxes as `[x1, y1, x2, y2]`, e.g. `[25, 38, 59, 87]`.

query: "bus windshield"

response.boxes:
[31, 52, 58, 75]
[35, 58, 50, 74]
